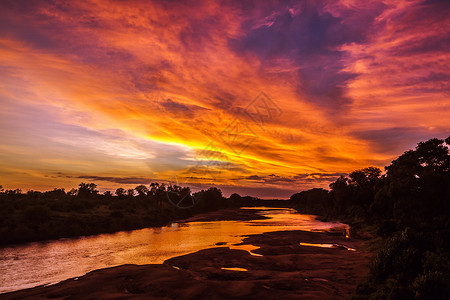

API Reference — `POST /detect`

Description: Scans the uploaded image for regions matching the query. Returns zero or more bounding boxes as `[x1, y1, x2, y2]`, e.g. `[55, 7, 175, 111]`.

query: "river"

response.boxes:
[0, 207, 348, 294]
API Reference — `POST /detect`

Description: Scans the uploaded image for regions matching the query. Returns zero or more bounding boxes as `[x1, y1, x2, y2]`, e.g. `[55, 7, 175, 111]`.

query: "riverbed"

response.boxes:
[0, 207, 348, 294]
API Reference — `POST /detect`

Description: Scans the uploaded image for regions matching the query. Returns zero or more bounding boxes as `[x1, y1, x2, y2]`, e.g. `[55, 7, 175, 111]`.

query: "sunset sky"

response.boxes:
[0, 0, 449, 198]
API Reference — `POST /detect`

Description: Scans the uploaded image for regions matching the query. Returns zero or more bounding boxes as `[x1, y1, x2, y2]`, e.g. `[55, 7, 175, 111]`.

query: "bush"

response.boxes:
[413, 271, 449, 300]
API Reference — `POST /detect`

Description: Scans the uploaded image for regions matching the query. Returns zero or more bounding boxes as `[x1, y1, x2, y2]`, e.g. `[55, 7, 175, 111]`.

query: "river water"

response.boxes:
[0, 207, 348, 294]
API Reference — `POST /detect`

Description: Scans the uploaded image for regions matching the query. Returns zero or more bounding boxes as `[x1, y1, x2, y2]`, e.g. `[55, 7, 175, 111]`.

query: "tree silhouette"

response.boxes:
[379, 136, 450, 224]
[349, 167, 381, 188]
[127, 189, 135, 197]
[135, 185, 149, 197]
[115, 187, 126, 197]
[77, 183, 98, 198]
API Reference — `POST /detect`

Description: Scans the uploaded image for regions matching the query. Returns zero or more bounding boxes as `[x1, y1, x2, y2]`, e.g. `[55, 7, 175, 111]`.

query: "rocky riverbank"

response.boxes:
[1, 223, 373, 299]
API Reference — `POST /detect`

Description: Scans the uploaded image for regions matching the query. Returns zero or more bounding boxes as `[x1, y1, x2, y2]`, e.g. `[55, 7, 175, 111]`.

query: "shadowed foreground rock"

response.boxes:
[1, 230, 372, 299]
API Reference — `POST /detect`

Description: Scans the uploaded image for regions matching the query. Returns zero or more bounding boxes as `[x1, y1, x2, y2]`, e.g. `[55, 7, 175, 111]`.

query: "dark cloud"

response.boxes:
[161, 99, 192, 112]
[390, 36, 450, 56]
[77, 176, 157, 185]
[218, 185, 298, 199]
[392, 72, 450, 87]
[178, 17, 217, 49]
[244, 172, 345, 185]
[159, 99, 208, 118]
[246, 175, 264, 180]
[0, 0, 134, 67]
[0, 10, 56, 50]
[296, 172, 346, 179]
[384, 0, 450, 57]
[422, 0, 450, 5]
[229, 1, 386, 109]
[351, 127, 449, 154]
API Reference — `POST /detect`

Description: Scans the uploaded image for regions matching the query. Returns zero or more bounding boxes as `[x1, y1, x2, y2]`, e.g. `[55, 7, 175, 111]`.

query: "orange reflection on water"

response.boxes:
[300, 242, 356, 251]
[221, 267, 248, 272]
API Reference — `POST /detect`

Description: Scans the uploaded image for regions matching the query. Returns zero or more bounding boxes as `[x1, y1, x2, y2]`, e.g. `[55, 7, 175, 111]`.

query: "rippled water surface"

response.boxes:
[0, 207, 348, 293]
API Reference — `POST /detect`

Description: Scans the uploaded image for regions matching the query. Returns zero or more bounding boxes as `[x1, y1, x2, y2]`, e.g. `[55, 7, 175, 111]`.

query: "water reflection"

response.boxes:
[221, 267, 248, 272]
[299, 242, 356, 251]
[0, 207, 347, 294]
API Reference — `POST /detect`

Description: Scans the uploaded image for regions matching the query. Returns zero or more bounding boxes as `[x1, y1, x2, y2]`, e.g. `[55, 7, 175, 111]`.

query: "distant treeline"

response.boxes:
[290, 136, 450, 299]
[0, 183, 236, 246]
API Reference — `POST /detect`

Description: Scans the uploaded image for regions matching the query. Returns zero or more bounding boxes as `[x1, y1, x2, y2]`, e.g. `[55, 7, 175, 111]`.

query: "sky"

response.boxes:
[0, 0, 449, 198]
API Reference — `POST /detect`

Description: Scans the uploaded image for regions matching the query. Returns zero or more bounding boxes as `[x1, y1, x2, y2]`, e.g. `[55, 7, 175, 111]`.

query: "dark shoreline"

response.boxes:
[0, 206, 269, 249]
[0, 208, 373, 299]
